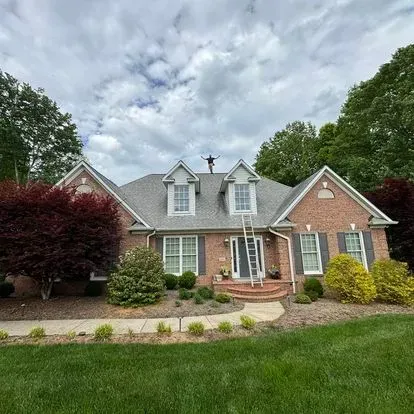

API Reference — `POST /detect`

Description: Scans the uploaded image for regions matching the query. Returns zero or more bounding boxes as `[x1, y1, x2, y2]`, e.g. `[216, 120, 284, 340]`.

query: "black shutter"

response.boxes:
[363, 231, 375, 269]
[198, 236, 206, 275]
[337, 233, 347, 253]
[318, 233, 329, 272]
[292, 234, 304, 275]
[155, 237, 164, 258]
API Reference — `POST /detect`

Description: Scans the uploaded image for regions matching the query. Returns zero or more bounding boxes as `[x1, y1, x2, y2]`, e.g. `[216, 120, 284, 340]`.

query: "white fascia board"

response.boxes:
[272, 168, 325, 226]
[272, 166, 395, 226]
[56, 161, 151, 228]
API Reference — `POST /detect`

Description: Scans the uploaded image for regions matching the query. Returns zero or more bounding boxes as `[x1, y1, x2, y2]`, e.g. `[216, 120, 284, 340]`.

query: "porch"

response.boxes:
[212, 278, 290, 302]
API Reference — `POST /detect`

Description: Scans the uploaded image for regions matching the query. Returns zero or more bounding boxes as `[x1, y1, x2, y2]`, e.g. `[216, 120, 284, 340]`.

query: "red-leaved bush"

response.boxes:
[0, 180, 121, 299]
[365, 178, 414, 271]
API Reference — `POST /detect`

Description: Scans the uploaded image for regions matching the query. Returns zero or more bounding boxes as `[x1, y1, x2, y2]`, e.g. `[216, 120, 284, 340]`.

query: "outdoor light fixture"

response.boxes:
[224, 237, 230, 247]
[265, 237, 271, 247]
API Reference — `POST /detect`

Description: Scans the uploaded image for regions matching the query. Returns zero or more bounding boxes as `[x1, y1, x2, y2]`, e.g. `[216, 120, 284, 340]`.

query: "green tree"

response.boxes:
[331, 44, 414, 191]
[254, 121, 321, 186]
[0, 70, 82, 184]
[316, 122, 337, 165]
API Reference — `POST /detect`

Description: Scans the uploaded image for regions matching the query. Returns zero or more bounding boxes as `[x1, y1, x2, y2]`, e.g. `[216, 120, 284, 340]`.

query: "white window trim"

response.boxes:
[163, 236, 198, 275]
[344, 231, 368, 270]
[300, 232, 323, 275]
[230, 236, 265, 279]
[90, 271, 107, 281]
[234, 183, 252, 213]
[173, 184, 190, 215]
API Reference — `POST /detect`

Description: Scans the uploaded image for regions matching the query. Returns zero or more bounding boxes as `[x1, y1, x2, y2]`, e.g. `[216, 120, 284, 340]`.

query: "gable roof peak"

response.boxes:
[162, 160, 200, 191]
[270, 165, 394, 226]
[220, 159, 260, 192]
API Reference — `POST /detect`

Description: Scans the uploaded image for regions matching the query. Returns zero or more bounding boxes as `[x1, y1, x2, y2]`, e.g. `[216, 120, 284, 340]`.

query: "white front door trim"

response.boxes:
[230, 235, 265, 279]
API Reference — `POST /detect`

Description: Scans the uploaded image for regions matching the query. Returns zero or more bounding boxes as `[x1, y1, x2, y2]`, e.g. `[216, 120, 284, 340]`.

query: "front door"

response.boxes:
[231, 236, 264, 279]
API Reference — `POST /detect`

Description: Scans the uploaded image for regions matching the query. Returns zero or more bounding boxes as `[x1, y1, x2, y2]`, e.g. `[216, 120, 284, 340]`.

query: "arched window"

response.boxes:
[318, 188, 334, 199]
[76, 184, 92, 194]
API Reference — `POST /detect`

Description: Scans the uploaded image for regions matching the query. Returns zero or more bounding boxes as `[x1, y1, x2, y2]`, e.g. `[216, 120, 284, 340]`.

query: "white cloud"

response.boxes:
[1, 0, 413, 184]
[88, 134, 122, 152]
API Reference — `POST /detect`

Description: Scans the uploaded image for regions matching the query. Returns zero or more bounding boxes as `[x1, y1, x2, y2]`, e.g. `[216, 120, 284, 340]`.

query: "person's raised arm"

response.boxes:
[201, 155, 207, 160]
[214, 155, 221, 160]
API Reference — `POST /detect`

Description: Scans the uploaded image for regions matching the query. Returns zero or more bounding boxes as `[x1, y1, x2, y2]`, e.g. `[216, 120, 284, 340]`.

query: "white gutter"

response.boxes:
[268, 228, 296, 294]
[146, 230, 156, 248]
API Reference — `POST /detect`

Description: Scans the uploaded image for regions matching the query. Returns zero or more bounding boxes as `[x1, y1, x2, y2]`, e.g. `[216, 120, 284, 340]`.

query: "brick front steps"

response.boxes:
[213, 279, 288, 303]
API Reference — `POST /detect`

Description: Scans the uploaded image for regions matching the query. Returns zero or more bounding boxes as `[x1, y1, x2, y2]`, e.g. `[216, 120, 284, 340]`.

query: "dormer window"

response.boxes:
[174, 185, 190, 213]
[235, 184, 251, 211]
[162, 161, 199, 216]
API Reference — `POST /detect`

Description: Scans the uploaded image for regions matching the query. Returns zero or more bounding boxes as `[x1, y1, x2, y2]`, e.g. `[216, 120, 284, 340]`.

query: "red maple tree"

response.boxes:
[0, 181, 121, 299]
[365, 178, 414, 271]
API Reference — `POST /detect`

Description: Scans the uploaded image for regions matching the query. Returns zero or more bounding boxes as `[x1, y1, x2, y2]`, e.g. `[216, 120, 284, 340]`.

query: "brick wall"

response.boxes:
[196, 231, 285, 285]
[279, 173, 390, 289]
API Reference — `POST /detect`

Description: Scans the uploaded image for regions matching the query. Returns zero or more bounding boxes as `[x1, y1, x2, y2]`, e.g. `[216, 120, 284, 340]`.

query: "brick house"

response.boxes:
[56, 159, 396, 300]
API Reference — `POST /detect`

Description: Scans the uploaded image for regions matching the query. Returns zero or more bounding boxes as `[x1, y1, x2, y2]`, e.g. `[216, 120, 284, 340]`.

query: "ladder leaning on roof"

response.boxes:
[242, 214, 263, 288]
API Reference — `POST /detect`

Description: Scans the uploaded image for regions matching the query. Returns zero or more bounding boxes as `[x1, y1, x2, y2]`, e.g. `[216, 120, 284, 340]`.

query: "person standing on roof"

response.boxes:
[201, 154, 220, 174]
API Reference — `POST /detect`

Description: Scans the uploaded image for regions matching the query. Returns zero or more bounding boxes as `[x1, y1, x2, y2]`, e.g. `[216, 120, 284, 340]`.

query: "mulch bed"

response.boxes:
[0, 290, 243, 321]
[275, 298, 414, 330]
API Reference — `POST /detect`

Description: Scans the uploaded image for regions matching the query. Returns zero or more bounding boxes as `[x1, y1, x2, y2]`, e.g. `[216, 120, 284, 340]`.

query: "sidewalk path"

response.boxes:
[0, 302, 285, 336]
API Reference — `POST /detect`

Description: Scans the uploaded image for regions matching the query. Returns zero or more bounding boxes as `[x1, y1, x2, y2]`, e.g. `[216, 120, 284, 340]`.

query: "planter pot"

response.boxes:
[268, 270, 281, 280]
[215, 274, 223, 282]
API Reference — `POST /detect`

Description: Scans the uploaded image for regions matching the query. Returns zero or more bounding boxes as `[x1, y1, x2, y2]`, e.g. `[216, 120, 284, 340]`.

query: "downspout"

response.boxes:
[147, 230, 156, 248]
[268, 228, 296, 294]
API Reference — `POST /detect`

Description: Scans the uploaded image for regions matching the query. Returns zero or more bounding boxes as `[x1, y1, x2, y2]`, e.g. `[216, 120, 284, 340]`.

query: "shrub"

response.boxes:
[107, 246, 165, 307]
[163, 273, 179, 290]
[218, 321, 233, 333]
[325, 254, 376, 304]
[178, 271, 197, 289]
[29, 326, 45, 339]
[210, 300, 220, 308]
[0, 281, 15, 298]
[295, 293, 312, 304]
[240, 315, 256, 330]
[215, 293, 231, 303]
[128, 328, 134, 338]
[193, 293, 204, 304]
[178, 288, 193, 300]
[187, 321, 205, 336]
[67, 330, 76, 340]
[306, 290, 319, 302]
[175, 300, 182, 307]
[303, 277, 324, 297]
[84, 281, 103, 297]
[157, 321, 172, 334]
[371, 259, 414, 306]
[94, 324, 113, 341]
[197, 286, 214, 300]
[0, 329, 9, 340]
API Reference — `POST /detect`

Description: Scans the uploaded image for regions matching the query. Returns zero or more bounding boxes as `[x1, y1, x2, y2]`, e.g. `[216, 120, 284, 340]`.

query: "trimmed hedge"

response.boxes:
[325, 254, 376, 304]
[294, 293, 312, 304]
[107, 247, 165, 307]
[372, 259, 414, 306]
[163, 273, 179, 290]
[178, 271, 197, 289]
[304, 277, 323, 297]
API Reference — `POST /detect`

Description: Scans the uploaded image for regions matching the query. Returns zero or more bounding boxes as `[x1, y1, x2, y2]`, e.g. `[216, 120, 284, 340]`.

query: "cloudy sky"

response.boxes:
[1, 0, 413, 184]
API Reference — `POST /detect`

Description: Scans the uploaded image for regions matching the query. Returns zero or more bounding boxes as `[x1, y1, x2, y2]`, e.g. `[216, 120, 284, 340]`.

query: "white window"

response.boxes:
[234, 184, 251, 211]
[174, 185, 189, 213]
[164, 236, 197, 275]
[345, 232, 366, 266]
[300, 233, 322, 274]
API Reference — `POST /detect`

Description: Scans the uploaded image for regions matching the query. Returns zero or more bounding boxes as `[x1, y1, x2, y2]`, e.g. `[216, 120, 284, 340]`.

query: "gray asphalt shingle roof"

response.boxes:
[268, 169, 321, 225]
[120, 173, 292, 230]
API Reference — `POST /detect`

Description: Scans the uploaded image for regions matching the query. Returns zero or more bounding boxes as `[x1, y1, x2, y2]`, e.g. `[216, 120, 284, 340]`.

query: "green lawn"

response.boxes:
[1, 315, 413, 413]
